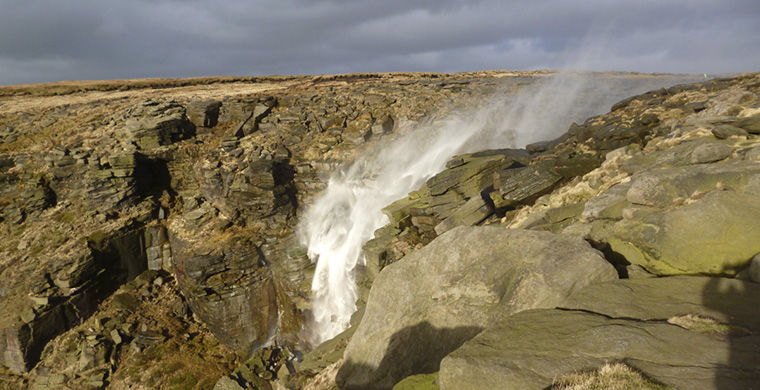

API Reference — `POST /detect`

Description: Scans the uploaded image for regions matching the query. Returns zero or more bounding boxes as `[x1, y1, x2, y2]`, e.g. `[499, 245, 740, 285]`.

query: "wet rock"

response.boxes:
[553, 155, 602, 178]
[362, 225, 400, 279]
[425, 153, 508, 197]
[382, 149, 528, 232]
[525, 136, 565, 153]
[591, 124, 654, 151]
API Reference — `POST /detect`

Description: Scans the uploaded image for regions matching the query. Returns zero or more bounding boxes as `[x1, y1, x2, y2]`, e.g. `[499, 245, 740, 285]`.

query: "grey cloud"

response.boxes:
[0, 0, 758, 85]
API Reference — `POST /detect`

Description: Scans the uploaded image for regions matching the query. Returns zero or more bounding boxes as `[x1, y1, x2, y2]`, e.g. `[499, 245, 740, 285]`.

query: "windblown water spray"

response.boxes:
[299, 110, 499, 344]
[299, 72, 694, 345]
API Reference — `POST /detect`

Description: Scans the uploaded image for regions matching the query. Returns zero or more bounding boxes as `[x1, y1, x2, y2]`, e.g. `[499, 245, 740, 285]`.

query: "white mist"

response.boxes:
[298, 110, 498, 345]
[299, 71, 694, 345]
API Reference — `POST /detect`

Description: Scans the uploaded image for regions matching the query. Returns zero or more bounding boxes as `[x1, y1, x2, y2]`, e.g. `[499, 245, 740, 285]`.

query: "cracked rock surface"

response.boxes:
[337, 226, 617, 390]
[439, 277, 760, 390]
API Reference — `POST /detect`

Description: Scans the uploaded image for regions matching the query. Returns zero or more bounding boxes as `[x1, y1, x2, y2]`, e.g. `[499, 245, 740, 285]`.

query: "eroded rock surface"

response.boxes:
[337, 226, 617, 389]
[3, 71, 756, 389]
[337, 72, 760, 390]
[440, 277, 760, 390]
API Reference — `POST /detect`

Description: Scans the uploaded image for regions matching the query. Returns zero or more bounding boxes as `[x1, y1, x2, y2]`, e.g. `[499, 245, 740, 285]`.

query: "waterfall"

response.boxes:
[298, 72, 693, 345]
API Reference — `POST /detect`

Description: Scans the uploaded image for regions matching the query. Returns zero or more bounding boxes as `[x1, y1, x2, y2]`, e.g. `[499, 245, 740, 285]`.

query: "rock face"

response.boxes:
[365, 148, 570, 273]
[25, 270, 237, 390]
[439, 277, 760, 390]
[501, 77, 760, 280]
[3, 71, 756, 388]
[0, 226, 150, 373]
[611, 190, 760, 275]
[334, 73, 760, 389]
[603, 159, 760, 275]
[363, 77, 679, 279]
[122, 100, 196, 150]
[337, 226, 617, 389]
[171, 227, 301, 356]
[6, 71, 573, 384]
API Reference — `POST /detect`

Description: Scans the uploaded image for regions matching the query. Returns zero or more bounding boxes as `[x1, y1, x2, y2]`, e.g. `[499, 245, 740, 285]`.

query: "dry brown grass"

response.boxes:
[667, 314, 751, 338]
[301, 359, 341, 390]
[107, 279, 238, 390]
[0, 75, 305, 97]
[0, 70, 561, 99]
[552, 363, 670, 390]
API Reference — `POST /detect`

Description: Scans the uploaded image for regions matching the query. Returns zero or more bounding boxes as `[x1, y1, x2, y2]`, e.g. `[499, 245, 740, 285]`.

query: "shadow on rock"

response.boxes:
[336, 321, 481, 390]
[702, 277, 760, 390]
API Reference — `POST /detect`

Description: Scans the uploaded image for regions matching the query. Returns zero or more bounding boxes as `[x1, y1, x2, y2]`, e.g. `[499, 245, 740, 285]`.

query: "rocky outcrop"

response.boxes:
[598, 156, 760, 275]
[439, 277, 760, 390]
[337, 226, 617, 389]
[1, 71, 743, 388]
[187, 100, 223, 129]
[0, 72, 491, 380]
[171, 226, 301, 357]
[401, 75, 760, 390]
[0, 225, 151, 373]
[328, 73, 760, 389]
[196, 153, 297, 229]
[362, 80, 676, 278]
[363, 148, 566, 274]
[501, 77, 760, 280]
[611, 189, 760, 275]
[121, 100, 196, 150]
[27, 270, 236, 389]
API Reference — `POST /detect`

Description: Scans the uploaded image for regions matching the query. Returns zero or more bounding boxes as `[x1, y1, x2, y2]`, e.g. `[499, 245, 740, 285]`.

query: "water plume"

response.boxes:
[299, 71, 695, 345]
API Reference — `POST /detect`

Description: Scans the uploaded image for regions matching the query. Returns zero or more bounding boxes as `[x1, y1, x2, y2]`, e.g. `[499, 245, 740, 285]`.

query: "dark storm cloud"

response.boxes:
[1, 0, 759, 85]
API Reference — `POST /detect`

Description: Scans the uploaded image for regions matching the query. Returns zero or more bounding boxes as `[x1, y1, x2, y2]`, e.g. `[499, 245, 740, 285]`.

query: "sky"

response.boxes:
[1, 0, 759, 85]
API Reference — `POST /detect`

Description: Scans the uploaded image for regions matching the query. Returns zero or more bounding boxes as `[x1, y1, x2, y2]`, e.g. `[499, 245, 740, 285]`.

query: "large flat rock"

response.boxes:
[439, 277, 760, 389]
[610, 190, 760, 275]
[336, 226, 617, 389]
[560, 276, 760, 329]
